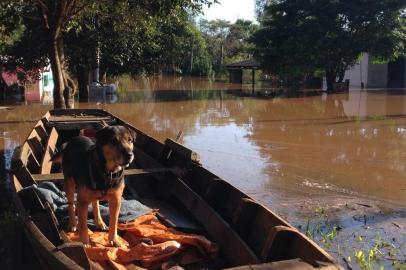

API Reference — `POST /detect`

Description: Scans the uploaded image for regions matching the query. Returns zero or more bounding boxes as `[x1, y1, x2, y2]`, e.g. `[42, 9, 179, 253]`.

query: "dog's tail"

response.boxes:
[50, 143, 67, 163]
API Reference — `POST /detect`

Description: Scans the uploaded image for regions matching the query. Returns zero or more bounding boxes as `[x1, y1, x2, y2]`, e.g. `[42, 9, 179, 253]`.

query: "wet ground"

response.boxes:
[1, 76, 406, 269]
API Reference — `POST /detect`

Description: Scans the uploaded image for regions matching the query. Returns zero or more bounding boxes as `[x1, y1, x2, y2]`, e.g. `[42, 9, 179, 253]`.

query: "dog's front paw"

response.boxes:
[67, 220, 77, 232]
[80, 236, 90, 247]
[95, 219, 108, 231]
[109, 239, 122, 248]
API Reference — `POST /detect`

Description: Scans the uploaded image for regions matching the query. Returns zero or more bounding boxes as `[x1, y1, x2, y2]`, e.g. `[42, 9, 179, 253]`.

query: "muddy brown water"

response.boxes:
[1, 76, 405, 269]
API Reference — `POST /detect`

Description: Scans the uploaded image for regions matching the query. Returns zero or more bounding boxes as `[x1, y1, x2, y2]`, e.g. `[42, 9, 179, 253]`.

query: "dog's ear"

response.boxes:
[96, 126, 114, 145]
[127, 127, 137, 143]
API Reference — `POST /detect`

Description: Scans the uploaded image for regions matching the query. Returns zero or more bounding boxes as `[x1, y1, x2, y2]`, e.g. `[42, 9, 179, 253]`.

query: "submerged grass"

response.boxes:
[300, 206, 406, 270]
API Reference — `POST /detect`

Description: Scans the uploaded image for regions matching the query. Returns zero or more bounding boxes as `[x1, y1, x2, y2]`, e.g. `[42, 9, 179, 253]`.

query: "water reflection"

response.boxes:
[1, 77, 406, 205]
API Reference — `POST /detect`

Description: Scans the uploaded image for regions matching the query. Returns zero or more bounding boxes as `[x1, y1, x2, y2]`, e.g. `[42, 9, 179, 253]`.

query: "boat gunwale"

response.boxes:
[10, 108, 341, 269]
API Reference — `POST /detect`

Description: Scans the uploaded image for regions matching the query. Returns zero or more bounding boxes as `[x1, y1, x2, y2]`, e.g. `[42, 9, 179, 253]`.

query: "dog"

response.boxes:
[54, 125, 135, 247]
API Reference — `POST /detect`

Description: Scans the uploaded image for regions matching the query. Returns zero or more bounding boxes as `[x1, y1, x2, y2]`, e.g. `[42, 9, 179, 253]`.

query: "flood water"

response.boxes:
[1, 76, 406, 269]
[1, 76, 406, 205]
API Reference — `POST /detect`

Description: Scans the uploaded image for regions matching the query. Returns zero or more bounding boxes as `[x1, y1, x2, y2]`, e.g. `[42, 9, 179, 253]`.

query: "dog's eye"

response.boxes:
[110, 138, 119, 145]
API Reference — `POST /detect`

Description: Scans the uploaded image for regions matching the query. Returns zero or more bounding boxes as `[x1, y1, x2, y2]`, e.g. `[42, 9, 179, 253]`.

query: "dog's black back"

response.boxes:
[62, 136, 97, 188]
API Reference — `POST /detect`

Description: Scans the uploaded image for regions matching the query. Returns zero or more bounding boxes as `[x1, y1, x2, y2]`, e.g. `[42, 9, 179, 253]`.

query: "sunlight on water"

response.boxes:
[1, 76, 406, 205]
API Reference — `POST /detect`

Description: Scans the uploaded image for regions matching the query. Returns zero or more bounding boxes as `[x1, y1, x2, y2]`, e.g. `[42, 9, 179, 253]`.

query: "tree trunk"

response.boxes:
[0, 71, 7, 102]
[325, 69, 336, 92]
[57, 36, 75, 108]
[99, 68, 107, 84]
[337, 66, 346, 83]
[77, 65, 89, 102]
[49, 37, 65, 109]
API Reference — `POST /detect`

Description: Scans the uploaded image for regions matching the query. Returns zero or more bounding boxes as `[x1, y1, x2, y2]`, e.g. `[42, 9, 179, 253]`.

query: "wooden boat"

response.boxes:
[11, 109, 343, 270]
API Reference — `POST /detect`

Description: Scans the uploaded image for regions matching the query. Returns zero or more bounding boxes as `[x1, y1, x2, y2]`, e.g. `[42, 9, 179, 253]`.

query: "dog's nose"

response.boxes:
[123, 151, 134, 162]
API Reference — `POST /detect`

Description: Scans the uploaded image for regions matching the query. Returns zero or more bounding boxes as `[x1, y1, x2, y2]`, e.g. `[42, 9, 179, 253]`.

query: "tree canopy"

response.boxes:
[0, 0, 216, 108]
[199, 19, 258, 74]
[251, 0, 406, 90]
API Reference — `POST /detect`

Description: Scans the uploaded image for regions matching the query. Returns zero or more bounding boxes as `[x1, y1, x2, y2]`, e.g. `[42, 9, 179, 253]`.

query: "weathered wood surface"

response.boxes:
[11, 109, 342, 270]
[132, 148, 260, 266]
[224, 259, 339, 270]
[41, 127, 58, 174]
[163, 138, 200, 163]
[32, 168, 172, 182]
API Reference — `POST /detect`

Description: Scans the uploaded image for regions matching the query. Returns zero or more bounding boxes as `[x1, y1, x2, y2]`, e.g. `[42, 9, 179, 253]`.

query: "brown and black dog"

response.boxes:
[56, 125, 135, 247]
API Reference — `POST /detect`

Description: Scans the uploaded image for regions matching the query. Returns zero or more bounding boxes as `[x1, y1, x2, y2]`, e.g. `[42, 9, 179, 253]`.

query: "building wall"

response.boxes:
[343, 53, 369, 89]
[343, 53, 396, 89]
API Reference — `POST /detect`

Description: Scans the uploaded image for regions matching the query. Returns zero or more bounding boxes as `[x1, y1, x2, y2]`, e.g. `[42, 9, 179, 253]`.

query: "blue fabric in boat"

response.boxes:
[26, 181, 151, 225]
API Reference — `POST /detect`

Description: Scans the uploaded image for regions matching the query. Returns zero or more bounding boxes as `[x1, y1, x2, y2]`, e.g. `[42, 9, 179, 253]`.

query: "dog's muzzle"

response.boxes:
[122, 151, 134, 166]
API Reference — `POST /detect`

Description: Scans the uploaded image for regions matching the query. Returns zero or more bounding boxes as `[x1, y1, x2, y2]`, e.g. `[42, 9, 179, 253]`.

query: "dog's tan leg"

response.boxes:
[92, 200, 108, 231]
[77, 188, 91, 246]
[108, 184, 124, 247]
[65, 177, 77, 232]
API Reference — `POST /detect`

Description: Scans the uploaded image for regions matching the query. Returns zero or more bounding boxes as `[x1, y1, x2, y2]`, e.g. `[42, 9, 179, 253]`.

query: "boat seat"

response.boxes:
[32, 168, 172, 182]
[45, 115, 116, 130]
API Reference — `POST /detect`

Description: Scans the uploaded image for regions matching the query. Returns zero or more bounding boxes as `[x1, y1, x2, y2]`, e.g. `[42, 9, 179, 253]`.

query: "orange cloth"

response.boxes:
[65, 213, 218, 269]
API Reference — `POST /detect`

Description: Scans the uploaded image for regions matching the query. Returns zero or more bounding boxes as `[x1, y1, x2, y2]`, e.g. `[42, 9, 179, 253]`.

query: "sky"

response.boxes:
[201, 0, 256, 23]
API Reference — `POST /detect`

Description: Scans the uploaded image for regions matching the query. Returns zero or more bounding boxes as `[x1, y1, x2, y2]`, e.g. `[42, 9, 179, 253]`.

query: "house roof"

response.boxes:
[226, 59, 259, 69]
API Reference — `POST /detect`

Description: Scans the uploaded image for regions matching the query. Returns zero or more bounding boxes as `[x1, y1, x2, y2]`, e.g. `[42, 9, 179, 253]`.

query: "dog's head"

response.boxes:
[96, 125, 136, 169]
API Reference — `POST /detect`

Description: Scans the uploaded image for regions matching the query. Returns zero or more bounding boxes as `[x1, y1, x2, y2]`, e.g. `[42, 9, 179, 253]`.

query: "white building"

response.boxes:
[39, 66, 54, 98]
[344, 53, 406, 89]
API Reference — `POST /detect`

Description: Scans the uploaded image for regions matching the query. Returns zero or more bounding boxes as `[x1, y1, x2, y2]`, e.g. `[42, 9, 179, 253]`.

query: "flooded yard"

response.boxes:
[1, 76, 405, 269]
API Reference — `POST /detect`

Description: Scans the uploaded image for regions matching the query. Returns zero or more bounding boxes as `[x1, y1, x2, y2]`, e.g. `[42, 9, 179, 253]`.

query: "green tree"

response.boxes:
[225, 19, 259, 62]
[200, 19, 230, 73]
[1, 0, 215, 108]
[0, 3, 45, 89]
[255, 0, 269, 21]
[200, 19, 258, 75]
[251, 0, 406, 91]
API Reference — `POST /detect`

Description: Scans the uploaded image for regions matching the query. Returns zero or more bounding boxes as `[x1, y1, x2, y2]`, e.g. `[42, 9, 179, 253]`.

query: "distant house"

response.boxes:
[344, 53, 406, 89]
[1, 66, 54, 102]
[38, 66, 54, 98]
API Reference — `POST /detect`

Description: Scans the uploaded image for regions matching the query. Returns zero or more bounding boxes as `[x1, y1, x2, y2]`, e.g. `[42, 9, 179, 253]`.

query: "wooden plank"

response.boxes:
[19, 143, 32, 167]
[27, 136, 43, 162]
[263, 225, 334, 265]
[48, 115, 113, 122]
[14, 166, 36, 187]
[163, 138, 200, 163]
[49, 108, 108, 116]
[35, 124, 48, 143]
[41, 127, 58, 174]
[32, 168, 172, 182]
[56, 243, 91, 270]
[223, 259, 338, 270]
[27, 153, 41, 174]
[46, 121, 115, 130]
[168, 176, 260, 266]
